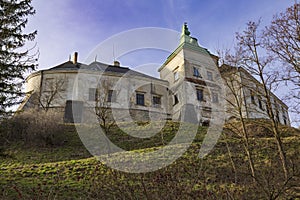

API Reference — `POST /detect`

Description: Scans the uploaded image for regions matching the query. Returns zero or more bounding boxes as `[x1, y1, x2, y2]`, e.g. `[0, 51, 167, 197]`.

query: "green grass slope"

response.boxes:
[0, 121, 299, 199]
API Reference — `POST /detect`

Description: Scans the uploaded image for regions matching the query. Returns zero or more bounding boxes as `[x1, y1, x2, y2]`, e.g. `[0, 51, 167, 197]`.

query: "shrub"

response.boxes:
[0, 109, 66, 147]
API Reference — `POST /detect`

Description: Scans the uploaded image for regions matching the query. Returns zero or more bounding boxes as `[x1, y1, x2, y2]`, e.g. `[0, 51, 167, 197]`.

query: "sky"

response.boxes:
[23, 0, 298, 126]
[25, 0, 295, 70]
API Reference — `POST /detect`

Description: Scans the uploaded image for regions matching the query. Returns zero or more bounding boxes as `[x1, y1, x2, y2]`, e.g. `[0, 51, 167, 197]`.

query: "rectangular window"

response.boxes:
[283, 115, 287, 125]
[258, 97, 264, 110]
[107, 90, 116, 102]
[136, 93, 145, 106]
[196, 89, 204, 101]
[274, 103, 278, 112]
[212, 92, 218, 103]
[174, 71, 179, 81]
[276, 111, 280, 122]
[250, 91, 256, 104]
[207, 71, 213, 81]
[282, 105, 285, 113]
[153, 96, 161, 106]
[89, 88, 97, 101]
[174, 94, 179, 105]
[193, 67, 201, 77]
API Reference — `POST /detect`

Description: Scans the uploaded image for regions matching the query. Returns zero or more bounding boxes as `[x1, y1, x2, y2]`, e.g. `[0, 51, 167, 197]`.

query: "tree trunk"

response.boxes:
[271, 121, 288, 180]
[240, 117, 256, 183]
[225, 139, 238, 183]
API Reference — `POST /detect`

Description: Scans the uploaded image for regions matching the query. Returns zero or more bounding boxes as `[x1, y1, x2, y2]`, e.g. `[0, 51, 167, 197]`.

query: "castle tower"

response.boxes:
[158, 23, 221, 123]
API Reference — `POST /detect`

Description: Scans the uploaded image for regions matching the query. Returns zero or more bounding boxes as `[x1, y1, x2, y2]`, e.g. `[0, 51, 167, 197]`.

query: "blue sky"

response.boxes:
[26, 0, 294, 70]
[24, 0, 298, 125]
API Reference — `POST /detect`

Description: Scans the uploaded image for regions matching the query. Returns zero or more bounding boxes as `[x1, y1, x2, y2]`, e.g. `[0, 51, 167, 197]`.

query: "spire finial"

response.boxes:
[182, 22, 190, 36]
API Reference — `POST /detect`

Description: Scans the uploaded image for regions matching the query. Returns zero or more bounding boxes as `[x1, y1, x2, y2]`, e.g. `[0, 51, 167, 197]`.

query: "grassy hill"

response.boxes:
[0, 121, 299, 199]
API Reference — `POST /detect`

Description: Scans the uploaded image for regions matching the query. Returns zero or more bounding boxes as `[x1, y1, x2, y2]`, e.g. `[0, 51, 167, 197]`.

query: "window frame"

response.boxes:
[193, 67, 201, 78]
[88, 88, 97, 101]
[107, 90, 116, 102]
[283, 115, 287, 125]
[258, 97, 264, 110]
[250, 91, 256, 105]
[152, 95, 161, 107]
[212, 92, 219, 103]
[174, 71, 179, 82]
[196, 89, 204, 102]
[174, 94, 179, 105]
[136, 92, 145, 106]
[207, 71, 213, 81]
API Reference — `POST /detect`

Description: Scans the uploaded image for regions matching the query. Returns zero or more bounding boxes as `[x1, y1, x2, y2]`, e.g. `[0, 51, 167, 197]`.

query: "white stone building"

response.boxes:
[20, 24, 290, 126]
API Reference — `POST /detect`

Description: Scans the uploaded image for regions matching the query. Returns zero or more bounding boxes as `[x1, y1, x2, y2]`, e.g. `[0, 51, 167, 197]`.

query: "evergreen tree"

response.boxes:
[0, 0, 37, 115]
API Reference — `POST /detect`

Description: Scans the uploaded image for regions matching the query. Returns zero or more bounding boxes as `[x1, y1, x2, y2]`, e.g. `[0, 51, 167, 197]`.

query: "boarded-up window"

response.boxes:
[89, 88, 97, 101]
[207, 71, 213, 81]
[212, 92, 218, 103]
[64, 100, 83, 123]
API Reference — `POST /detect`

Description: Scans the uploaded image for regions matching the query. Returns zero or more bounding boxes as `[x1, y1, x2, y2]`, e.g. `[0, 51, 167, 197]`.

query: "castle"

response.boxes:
[20, 24, 290, 126]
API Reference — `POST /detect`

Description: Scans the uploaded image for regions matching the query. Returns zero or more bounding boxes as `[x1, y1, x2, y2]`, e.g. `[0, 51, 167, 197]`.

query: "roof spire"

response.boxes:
[182, 22, 190, 36]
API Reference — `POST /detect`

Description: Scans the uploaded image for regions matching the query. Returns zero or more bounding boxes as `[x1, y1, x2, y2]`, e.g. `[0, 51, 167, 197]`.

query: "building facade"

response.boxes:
[20, 24, 290, 126]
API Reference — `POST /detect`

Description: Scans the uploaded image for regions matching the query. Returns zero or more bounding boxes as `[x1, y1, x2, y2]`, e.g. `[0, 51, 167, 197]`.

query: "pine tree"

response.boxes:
[0, 0, 37, 115]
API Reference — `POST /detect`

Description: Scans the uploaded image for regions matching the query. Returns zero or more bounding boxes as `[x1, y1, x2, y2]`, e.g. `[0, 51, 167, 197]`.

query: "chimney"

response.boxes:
[113, 60, 120, 67]
[73, 52, 78, 64]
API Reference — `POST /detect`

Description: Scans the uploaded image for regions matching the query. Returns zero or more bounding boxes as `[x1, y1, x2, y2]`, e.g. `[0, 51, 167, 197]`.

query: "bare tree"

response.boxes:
[94, 80, 117, 153]
[220, 65, 256, 182]
[263, 3, 300, 119]
[39, 76, 66, 112]
[264, 3, 300, 74]
[225, 20, 289, 180]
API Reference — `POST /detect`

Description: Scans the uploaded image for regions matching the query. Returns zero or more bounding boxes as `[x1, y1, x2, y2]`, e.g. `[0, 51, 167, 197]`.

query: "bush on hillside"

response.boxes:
[0, 109, 66, 147]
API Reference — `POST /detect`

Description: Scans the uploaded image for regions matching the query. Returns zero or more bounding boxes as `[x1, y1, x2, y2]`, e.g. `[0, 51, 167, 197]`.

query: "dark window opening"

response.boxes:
[193, 67, 201, 77]
[283, 115, 287, 125]
[197, 89, 204, 101]
[258, 98, 264, 110]
[276, 111, 280, 122]
[136, 93, 145, 106]
[174, 94, 179, 105]
[153, 96, 161, 106]
[107, 90, 116, 102]
[251, 92, 256, 104]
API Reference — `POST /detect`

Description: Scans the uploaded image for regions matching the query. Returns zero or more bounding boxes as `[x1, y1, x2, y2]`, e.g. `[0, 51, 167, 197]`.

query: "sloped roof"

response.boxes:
[43, 61, 166, 82]
[47, 61, 85, 71]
